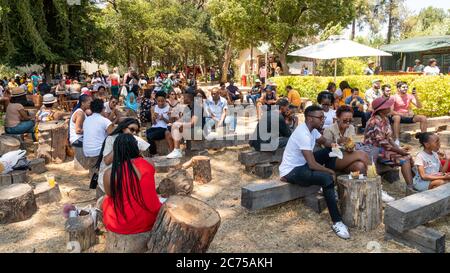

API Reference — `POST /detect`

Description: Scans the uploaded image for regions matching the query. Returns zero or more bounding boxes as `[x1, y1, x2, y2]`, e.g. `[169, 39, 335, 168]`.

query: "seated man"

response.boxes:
[279, 105, 350, 240]
[226, 80, 243, 104]
[204, 87, 236, 136]
[364, 79, 382, 111]
[391, 81, 427, 146]
[247, 79, 262, 105]
[249, 99, 291, 152]
[286, 85, 301, 111]
[218, 82, 232, 105]
[259, 85, 277, 112]
[344, 88, 370, 133]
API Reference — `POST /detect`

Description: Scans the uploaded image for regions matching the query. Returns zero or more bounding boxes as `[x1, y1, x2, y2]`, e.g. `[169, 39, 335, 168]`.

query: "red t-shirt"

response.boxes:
[103, 158, 162, 234]
[393, 94, 416, 115]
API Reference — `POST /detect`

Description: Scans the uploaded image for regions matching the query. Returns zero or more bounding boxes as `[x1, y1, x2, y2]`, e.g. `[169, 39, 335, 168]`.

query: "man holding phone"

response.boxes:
[391, 81, 427, 146]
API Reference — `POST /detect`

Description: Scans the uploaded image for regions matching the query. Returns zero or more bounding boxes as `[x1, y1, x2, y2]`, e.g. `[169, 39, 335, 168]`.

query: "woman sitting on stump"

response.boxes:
[413, 132, 450, 191]
[94, 118, 150, 193]
[323, 105, 369, 174]
[4, 87, 36, 141]
[363, 97, 414, 190]
[103, 134, 162, 236]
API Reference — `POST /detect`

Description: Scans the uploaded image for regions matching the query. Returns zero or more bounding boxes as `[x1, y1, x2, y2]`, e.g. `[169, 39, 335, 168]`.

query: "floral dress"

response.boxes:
[139, 97, 154, 124]
[363, 115, 409, 165]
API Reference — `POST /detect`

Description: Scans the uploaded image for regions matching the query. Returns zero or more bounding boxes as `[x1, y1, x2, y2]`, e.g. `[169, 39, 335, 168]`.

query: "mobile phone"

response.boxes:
[412, 87, 416, 94]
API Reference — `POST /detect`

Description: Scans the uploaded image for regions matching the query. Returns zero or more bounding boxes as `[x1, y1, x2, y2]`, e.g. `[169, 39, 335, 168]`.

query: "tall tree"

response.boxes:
[0, 0, 105, 76]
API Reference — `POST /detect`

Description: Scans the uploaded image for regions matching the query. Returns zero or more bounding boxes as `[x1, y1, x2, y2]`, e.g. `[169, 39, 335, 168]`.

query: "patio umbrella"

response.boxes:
[288, 36, 392, 81]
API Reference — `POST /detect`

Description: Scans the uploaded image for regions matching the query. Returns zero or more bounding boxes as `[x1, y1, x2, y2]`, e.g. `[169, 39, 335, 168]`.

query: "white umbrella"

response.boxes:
[288, 36, 392, 81]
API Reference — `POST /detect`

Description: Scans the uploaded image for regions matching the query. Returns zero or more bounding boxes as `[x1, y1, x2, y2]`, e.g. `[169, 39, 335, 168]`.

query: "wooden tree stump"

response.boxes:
[0, 183, 37, 224]
[337, 175, 382, 231]
[147, 156, 181, 173]
[254, 163, 273, 178]
[37, 121, 68, 164]
[11, 170, 28, 184]
[65, 215, 97, 252]
[0, 135, 21, 156]
[29, 158, 47, 174]
[0, 174, 12, 187]
[157, 169, 193, 198]
[147, 195, 221, 253]
[105, 231, 151, 253]
[33, 182, 62, 206]
[155, 139, 170, 156]
[192, 156, 212, 184]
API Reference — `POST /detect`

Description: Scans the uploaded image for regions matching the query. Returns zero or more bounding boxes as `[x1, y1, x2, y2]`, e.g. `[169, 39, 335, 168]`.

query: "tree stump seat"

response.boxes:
[33, 182, 62, 206]
[0, 135, 22, 156]
[0, 183, 37, 224]
[37, 121, 68, 164]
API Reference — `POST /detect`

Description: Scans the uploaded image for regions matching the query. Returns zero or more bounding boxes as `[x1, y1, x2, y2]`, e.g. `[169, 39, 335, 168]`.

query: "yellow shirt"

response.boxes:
[339, 88, 352, 106]
[288, 90, 302, 107]
[27, 83, 33, 93]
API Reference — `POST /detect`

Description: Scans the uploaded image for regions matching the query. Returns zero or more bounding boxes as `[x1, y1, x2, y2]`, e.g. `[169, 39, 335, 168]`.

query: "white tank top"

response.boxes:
[69, 108, 85, 144]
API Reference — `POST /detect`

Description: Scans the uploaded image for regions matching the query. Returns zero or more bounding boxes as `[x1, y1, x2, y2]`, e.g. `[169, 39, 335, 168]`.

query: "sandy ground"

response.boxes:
[1, 140, 449, 253]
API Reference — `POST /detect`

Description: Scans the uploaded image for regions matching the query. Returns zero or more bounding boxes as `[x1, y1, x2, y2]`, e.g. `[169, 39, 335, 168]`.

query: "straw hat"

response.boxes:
[11, 87, 27, 97]
[42, 94, 57, 105]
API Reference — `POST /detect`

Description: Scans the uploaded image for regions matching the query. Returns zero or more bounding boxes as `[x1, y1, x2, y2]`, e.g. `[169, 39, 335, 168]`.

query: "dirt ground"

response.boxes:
[0, 140, 449, 253]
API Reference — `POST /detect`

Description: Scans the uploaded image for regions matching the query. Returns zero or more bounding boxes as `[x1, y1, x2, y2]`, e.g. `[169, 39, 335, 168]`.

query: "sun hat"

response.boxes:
[11, 87, 27, 97]
[372, 79, 381, 84]
[81, 87, 91, 96]
[372, 97, 394, 114]
[43, 94, 57, 105]
[368, 60, 375, 64]
[255, 79, 261, 83]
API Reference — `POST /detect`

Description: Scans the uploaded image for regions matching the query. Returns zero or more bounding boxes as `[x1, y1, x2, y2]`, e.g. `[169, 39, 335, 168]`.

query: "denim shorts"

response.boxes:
[413, 176, 430, 192]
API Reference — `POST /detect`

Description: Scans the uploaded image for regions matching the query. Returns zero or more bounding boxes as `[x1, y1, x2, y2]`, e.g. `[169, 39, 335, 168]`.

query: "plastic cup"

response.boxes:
[46, 174, 55, 188]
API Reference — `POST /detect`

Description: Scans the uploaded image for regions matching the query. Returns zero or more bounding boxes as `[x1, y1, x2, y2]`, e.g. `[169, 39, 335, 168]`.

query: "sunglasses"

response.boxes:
[341, 119, 353, 124]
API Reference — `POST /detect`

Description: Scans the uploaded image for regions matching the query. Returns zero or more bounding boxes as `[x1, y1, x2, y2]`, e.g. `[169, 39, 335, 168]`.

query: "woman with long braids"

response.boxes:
[93, 118, 150, 192]
[102, 134, 161, 244]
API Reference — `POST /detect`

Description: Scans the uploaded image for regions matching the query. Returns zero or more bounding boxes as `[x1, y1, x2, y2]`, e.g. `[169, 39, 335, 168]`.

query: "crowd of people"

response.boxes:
[1, 64, 449, 243]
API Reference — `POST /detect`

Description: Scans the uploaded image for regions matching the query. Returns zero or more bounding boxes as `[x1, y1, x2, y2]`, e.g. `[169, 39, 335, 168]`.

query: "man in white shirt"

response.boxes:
[279, 105, 350, 240]
[365, 79, 382, 111]
[83, 99, 114, 158]
[204, 87, 236, 136]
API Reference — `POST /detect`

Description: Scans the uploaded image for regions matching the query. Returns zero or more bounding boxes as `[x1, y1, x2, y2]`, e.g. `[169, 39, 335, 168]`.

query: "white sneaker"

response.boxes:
[394, 139, 400, 147]
[332, 221, 350, 239]
[381, 190, 395, 203]
[166, 149, 183, 159]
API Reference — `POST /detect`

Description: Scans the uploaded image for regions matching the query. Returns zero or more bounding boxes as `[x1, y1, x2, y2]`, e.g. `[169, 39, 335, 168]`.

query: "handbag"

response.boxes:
[89, 172, 98, 189]
[12, 156, 31, 171]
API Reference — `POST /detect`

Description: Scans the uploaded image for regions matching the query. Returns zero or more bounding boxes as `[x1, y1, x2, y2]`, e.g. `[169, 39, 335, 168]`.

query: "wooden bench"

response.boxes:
[238, 149, 284, 178]
[383, 183, 450, 253]
[241, 180, 321, 211]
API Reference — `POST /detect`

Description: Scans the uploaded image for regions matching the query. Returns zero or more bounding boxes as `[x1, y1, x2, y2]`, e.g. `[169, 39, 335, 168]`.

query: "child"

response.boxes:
[413, 132, 450, 191]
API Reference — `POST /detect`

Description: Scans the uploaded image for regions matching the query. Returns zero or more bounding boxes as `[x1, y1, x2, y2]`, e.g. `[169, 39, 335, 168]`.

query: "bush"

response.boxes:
[270, 75, 450, 117]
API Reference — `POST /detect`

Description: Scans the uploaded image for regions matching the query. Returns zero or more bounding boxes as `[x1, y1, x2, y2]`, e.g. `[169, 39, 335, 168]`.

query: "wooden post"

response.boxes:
[0, 135, 21, 156]
[33, 182, 62, 206]
[192, 156, 212, 184]
[65, 215, 97, 252]
[157, 169, 193, 198]
[0, 183, 37, 224]
[147, 195, 221, 253]
[336, 175, 382, 231]
[37, 121, 68, 164]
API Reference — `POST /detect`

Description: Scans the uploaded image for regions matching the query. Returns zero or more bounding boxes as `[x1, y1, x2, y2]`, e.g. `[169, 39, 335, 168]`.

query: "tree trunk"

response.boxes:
[221, 40, 232, 83]
[337, 175, 382, 231]
[65, 215, 97, 252]
[37, 121, 68, 164]
[192, 156, 212, 184]
[0, 135, 21, 156]
[387, 0, 394, 44]
[105, 230, 151, 253]
[33, 182, 62, 206]
[156, 169, 193, 198]
[351, 19, 356, 40]
[0, 183, 37, 224]
[147, 195, 221, 253]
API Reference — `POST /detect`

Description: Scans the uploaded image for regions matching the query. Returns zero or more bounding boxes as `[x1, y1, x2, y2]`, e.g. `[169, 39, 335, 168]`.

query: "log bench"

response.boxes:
[383, 183, 450, 252]
[241, 180, 321, 211]
[238, 149, 284, 178]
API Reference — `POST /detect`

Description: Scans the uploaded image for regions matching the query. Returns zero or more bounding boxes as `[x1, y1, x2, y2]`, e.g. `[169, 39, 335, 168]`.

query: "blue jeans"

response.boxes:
[282, 148, 341, 223]
[5, 120, 36, 141]
[204, 116, 236, 134]
[247, 94, 261, 104]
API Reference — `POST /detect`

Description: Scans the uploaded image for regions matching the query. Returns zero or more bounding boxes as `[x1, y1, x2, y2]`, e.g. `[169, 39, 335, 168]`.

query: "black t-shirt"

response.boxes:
[249, 110, 291, 151]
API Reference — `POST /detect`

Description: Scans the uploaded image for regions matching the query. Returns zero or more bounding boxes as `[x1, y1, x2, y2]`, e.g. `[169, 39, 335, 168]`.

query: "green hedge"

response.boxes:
[270, 75, 450, 117]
